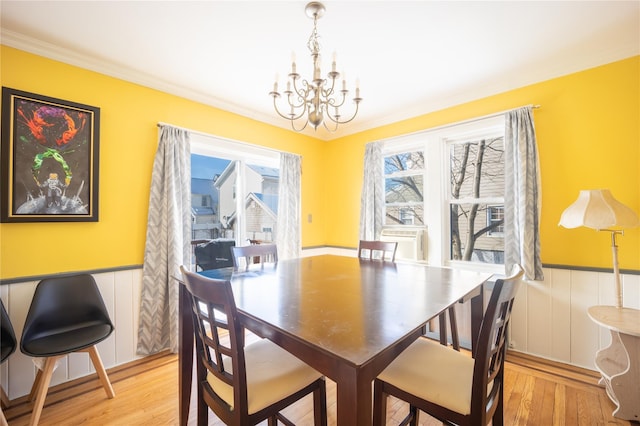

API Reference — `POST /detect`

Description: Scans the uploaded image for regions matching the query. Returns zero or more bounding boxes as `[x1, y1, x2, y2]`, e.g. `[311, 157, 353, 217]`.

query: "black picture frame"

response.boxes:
[1, 87, 100, 222]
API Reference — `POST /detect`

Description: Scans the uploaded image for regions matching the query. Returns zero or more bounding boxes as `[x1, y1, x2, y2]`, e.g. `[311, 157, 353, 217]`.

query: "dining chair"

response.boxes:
[231, 244, 278, 270]
[20, 274, 115, 426]
[1, 300, 17, 426]
[180, 266, 327, 426]
[373, 264, 524, 426]
[358, 240, 398, 262]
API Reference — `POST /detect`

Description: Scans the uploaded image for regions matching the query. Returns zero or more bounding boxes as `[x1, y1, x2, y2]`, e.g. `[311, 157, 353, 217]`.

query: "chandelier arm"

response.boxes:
[274, 96, 310, 131]
[325, 91, 348, 109]
[325, 100, 361, 125]
[288, 81, 311, 109]
[286, 94, 307, 111]
[272, 96, 307, 121]
[322, 117, 339, 133]
[290, 118, 309, 132]
[291, 79, 317, 108]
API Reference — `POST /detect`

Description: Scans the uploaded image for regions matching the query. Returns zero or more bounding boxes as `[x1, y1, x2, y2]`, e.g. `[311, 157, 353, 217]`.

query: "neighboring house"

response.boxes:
[214, 163, 279, 242]
[191, 177, 219, 239]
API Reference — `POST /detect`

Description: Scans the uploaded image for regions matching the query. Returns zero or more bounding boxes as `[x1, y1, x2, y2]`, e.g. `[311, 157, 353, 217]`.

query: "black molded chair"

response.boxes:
[1, 300, 17, 426]
[231, 244, 278, 270]
[20, 274, 115, 426]
[180, 266, 327, 426]
[194, 240, 235, 271]
[373, 265, 524, 426]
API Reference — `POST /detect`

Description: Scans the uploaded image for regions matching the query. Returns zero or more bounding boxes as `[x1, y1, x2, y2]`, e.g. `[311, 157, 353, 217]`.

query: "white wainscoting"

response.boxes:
[0, 269, 143, 401]
[1, 252, 638, 401]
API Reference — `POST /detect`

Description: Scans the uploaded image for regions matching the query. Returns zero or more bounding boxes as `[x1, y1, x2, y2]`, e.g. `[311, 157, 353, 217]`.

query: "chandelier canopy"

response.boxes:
[269, 2, 362, 132]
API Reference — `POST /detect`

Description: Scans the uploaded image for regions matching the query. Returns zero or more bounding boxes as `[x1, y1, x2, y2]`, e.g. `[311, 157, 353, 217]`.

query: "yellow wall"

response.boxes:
[325, 56, 640, 271]
[0, 46, 326, 279]
[1, 46, 638, 279]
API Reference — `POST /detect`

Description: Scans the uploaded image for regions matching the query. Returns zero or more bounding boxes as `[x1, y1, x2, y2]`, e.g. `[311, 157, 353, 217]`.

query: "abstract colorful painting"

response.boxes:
[1, 88, 100, 222]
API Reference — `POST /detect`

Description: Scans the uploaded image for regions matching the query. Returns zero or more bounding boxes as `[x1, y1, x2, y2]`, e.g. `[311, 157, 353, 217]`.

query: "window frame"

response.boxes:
[383, 150, 425, 227]
[381, 115, 505, 272]
[486, 205, 505, 237]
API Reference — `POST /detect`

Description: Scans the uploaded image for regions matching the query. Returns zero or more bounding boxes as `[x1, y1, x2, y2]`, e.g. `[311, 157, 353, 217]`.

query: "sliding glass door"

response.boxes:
[190, 134, 280, 248]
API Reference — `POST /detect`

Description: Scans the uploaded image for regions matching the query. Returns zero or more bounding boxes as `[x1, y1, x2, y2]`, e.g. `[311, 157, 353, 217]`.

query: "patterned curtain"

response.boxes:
[504, 106, 543, 280]
[137, 126, 191, 355]
[276, 152, 301, 259]
[359, 141, 384, 240]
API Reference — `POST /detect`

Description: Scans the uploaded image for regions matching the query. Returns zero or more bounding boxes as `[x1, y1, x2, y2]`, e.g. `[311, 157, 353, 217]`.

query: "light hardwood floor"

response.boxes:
[3, 350, 635, 426]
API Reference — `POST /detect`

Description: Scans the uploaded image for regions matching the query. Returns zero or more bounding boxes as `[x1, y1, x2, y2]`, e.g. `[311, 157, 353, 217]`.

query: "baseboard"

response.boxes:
[4, 350, 175, 422]
[6, 348, 603, 422]
[505, 349, 601, 387]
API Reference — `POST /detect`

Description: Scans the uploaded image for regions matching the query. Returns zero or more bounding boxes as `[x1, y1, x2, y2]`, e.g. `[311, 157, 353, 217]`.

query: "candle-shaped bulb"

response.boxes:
[355, 78, 360, 98]
[332, 51, 337, 72]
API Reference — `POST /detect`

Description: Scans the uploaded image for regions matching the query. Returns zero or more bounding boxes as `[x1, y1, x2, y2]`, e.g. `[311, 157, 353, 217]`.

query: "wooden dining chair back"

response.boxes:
[180, 267, 327, 426]
[358, 240, 398, 262]
[373, 264, 525, 426]
[231, 244, 278, 270]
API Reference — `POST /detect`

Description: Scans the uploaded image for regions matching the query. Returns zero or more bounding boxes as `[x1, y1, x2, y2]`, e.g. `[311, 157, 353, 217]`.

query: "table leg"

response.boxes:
[335, 366, 372, 425]
[470, 285, 484, 357]
[179, 282, 194, 426]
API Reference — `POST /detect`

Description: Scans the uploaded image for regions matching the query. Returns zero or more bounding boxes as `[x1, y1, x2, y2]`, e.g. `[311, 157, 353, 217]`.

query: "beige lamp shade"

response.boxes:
[559, 189, 640, 230]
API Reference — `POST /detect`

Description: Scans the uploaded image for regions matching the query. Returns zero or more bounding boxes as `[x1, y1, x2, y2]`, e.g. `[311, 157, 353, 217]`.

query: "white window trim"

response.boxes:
[381, 115, 505, 273]
[190, 133, 280, 168]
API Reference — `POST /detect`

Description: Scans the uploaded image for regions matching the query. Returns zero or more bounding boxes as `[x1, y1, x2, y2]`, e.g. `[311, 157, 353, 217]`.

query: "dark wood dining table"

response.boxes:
[178, 254, 492, 425]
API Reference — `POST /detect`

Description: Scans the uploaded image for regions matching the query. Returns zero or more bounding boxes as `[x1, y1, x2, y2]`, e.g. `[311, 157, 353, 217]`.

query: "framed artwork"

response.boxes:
[1, 88, 100, 222]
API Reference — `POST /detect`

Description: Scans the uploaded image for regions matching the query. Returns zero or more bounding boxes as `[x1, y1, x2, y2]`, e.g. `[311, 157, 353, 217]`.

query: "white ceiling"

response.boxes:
[2, 1, 639, 140]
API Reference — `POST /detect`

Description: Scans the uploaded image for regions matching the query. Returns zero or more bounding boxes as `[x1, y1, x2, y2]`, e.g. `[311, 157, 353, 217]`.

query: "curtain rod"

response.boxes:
[373, 104, 541, 145]
[156, 121, 287, 156]
[429, 103, 541, 130]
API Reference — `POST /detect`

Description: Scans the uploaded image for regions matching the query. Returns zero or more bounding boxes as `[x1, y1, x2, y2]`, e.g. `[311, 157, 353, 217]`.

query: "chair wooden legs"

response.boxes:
[313, 378, 328, 426]
[438, 306, 460, 351]
[448, 306, 460, 351]
[0, 386, 8, 426]
[29, 356, 60, 426]
[84, 346, 115, 399]
[27, 346, 114, 426]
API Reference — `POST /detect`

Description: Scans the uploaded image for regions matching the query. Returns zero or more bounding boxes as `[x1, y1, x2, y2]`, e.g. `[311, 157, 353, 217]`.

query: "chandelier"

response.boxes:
[269, 2, 362, 132]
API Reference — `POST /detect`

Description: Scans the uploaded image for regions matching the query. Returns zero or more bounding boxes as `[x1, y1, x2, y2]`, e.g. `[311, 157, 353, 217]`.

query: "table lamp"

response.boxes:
[559, 189, 640, 308]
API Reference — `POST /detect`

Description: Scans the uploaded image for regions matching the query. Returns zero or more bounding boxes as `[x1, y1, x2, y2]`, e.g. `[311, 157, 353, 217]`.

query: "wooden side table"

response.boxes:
[587, 305, 640, 422]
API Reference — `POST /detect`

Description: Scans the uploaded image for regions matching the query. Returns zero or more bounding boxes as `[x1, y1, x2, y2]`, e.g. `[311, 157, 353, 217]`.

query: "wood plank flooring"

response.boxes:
[4, 350, 635, 425]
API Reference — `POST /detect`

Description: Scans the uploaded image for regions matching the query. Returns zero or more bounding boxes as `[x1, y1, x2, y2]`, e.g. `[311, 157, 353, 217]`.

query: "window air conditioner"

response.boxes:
[379, 228, 427, 261]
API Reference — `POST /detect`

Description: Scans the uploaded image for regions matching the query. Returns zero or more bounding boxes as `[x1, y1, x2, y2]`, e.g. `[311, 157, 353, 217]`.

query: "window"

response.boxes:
[487, 205, 505, 236]
[190, 134, 280, 246]
[448, 136, 504, 264]
[381, 116, 505, 268]
[383, 151, 424, 226]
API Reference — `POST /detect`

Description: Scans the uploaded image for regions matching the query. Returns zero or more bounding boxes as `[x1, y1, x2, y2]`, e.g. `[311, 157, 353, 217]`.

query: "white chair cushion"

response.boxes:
[378, 337, 474, 415]
[206, 338, 322, 415]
